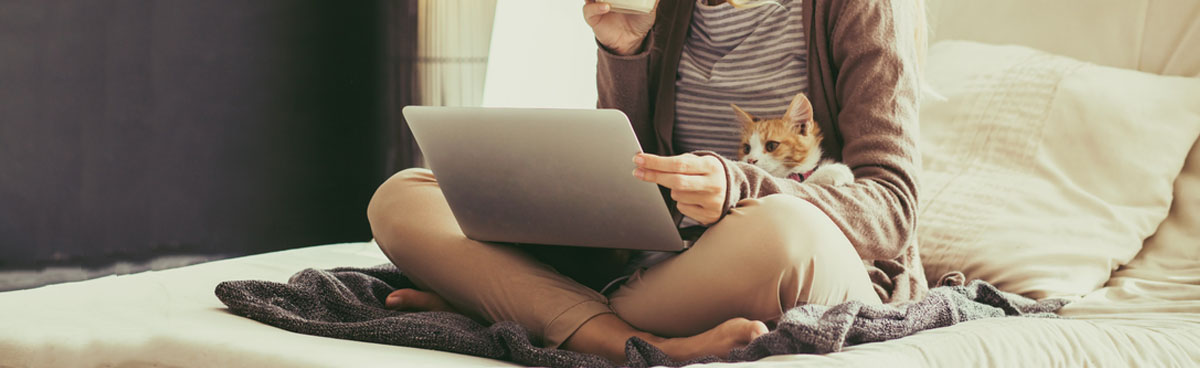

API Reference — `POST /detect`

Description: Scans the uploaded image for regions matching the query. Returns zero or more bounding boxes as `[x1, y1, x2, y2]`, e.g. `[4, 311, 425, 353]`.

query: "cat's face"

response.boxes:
[734, 93, 824, 178]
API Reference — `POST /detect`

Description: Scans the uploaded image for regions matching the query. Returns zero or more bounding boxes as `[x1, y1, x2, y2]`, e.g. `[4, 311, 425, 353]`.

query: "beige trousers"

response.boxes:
[367, 168, 880, 348]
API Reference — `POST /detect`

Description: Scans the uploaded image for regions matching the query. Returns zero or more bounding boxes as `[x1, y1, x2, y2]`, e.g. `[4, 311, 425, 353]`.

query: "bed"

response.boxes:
[3, 0, 1200, 367]
[0, 239, 1196, 367]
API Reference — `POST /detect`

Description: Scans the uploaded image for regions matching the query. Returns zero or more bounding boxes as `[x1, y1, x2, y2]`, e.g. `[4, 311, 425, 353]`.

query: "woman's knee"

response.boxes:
[367, 168, 440, 259]
[367, 169, 434, 226]
[726, 194, 844, 266]
[732, 195, 875, 307]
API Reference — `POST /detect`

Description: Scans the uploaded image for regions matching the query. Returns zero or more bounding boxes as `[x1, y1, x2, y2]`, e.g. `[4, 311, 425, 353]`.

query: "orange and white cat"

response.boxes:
[733, 92, 854, 185]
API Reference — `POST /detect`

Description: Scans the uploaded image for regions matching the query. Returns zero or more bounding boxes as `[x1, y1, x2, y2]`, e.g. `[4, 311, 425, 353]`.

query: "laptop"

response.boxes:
[402, 106, 686, 252]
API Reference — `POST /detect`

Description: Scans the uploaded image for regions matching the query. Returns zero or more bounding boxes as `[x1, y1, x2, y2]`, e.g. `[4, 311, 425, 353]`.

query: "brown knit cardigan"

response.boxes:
[596, 0, 927, 304]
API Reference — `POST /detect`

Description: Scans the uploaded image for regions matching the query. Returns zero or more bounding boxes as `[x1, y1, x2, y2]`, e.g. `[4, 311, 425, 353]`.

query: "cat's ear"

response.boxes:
[731, 104, 756, 126]
[784, 93, 814, 135]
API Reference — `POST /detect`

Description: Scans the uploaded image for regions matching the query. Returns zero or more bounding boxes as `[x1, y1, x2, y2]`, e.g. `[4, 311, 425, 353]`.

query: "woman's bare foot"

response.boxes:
[384, 288, 458, 313]
[386, 290, 766, 363]
[655, 317, 769, 361]
[563, 314, 768, 364]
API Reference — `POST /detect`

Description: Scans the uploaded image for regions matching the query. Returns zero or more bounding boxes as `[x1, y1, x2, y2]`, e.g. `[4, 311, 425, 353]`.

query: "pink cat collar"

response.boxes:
[788, 169, 817, 182]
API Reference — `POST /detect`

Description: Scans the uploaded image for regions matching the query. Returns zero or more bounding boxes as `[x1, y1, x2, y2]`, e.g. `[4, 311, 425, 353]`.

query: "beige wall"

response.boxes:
[928, 0, 1200, 77]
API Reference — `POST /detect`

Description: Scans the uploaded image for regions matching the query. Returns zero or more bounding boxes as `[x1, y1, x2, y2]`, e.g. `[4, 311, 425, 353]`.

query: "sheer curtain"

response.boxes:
[416, 0, 498, 107]
[387, 0, 498, 170]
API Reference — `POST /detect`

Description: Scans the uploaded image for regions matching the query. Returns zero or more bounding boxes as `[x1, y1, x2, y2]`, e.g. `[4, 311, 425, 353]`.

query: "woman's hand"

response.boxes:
[582, 0, 657, 56]
[633, 153, 727, 225]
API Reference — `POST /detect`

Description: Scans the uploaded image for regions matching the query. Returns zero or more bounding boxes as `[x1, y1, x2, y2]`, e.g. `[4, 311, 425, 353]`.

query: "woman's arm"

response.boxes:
[587, 1, 660, 153]
[597, 42, 654, 146]
[699, 0, 921, 261]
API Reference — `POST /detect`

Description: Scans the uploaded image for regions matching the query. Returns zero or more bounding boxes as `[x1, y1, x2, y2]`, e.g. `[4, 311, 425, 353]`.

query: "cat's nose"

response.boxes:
[747, 159, 757, 164]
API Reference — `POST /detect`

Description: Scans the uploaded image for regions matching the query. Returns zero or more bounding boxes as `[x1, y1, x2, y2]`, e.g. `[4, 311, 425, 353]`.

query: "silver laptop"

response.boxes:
[402, 106, 686, 252]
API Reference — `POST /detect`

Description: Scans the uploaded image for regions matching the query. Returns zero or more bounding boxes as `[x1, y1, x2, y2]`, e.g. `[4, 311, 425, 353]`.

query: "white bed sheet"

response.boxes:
[1, 242, 1196, 367]
[0, 242, 519, 368]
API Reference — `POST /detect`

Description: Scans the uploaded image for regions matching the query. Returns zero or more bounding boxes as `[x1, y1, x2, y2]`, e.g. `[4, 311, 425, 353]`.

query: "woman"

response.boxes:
[367, 0, 926, 363]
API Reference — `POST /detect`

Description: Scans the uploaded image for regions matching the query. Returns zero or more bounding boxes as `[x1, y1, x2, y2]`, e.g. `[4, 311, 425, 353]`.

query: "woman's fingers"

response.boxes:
[633, 153, 728, 225]
[582, 1, 611, 27]
[635, 153, 715, 175]
[584, 0, 655, 55]
[634, 169, 716, 192]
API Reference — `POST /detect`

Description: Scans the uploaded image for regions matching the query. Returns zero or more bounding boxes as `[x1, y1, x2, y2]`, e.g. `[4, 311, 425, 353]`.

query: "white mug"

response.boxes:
[598, 0, 658, 14]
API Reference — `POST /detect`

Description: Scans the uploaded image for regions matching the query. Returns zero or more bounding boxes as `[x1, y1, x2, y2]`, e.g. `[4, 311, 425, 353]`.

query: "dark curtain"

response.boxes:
[0, 1, 420, 272]
[384, 0, 423, 173]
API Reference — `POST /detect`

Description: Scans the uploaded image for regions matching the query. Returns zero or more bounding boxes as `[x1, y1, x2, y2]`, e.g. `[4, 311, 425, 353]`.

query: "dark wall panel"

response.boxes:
[0, 1, 391, 268]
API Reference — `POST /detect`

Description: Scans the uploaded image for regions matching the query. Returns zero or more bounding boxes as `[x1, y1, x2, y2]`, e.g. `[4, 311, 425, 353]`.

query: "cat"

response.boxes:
[733, 92, 854, 186]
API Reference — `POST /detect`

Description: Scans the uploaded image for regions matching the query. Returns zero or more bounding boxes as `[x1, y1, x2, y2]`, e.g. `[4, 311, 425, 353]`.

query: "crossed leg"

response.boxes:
[369, 169, 878, 363]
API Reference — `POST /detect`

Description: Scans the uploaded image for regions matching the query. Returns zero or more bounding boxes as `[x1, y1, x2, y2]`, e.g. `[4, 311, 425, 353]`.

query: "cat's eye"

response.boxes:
[765, 141, 780, 152]
[742, 144, 751, 155]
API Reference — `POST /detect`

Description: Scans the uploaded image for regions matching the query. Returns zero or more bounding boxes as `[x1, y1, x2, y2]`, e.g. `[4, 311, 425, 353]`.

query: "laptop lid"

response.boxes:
[402, 106, 685, 252]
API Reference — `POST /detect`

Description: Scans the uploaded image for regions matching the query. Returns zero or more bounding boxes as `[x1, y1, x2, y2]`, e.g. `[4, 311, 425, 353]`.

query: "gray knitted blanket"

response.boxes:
[215, 264, 1068, 367]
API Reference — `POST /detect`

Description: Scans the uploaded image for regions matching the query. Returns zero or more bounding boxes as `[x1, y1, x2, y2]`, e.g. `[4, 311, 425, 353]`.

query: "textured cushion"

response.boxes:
[917, 41, 1200, 298]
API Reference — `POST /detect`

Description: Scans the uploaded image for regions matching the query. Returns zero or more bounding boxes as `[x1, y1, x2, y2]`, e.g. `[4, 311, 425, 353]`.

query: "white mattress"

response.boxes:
[1, 241, 1197, 367]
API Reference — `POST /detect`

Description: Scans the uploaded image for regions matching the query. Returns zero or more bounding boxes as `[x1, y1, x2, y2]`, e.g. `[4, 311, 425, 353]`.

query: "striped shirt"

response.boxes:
[673, 0, 808, 160]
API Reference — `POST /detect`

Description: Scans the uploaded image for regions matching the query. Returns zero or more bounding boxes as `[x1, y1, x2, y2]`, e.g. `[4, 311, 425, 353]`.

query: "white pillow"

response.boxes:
[1058, 139, 1200, 317]
[917, 41, 1200, 299]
